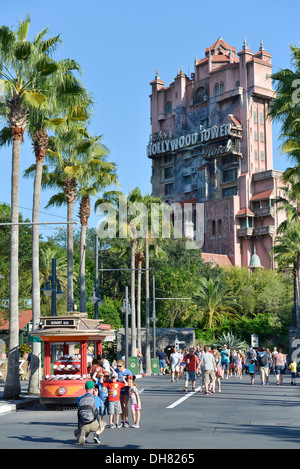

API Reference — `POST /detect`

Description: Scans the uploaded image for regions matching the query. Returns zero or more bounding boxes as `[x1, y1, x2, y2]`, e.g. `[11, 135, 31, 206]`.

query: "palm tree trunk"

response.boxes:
[67, 200, 75, 312]
[4, 137, 22, 398]
[28, 158, 43, 394]
[130, 239, 137, 357]
[145, 236, 151, 375]
[136, 252, 144, 357]
[79, 196, 91, 313]
[79, 222, 87, 312]
[295, 255, 300, 327]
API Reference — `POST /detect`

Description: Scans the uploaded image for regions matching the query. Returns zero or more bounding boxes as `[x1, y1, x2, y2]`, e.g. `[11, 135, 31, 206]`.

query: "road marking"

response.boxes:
[167, 386, 202, 408]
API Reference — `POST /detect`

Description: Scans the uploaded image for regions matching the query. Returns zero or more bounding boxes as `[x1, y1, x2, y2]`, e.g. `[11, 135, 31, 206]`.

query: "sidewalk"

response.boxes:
[0, 380, 40, 415]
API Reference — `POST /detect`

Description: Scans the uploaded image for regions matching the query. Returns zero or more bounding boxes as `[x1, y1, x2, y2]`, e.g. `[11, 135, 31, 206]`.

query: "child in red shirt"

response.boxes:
[101, 372, 126, 428]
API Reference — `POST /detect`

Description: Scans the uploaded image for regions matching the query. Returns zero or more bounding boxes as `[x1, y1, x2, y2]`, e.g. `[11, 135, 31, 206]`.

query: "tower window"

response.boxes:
[212, 220, 216, 235]
[164, 183, 173, 195]
[218, 219, 223, 235]
[166, 102, 172, 113]
[259, 112, 264, 124]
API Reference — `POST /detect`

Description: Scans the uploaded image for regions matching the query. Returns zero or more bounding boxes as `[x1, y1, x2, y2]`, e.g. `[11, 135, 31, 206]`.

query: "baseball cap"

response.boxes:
[85, 380, 94, 390]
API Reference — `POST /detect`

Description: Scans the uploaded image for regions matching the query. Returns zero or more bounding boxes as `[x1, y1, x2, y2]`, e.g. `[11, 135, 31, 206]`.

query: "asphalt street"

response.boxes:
[0, 372, 300, 452]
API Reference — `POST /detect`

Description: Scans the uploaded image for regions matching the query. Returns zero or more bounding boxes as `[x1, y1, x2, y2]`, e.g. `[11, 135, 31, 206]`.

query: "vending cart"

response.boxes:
[30, 314, 114, 408]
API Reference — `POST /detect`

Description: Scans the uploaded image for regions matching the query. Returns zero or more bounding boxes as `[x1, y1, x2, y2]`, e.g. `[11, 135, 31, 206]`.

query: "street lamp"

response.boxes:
[120, 286, 131, 369]
[89, 289, 104, 306]
[42, 258, 65, 316]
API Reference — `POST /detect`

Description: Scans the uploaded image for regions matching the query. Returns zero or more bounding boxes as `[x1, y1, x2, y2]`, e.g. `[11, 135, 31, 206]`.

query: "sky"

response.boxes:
[1, 0, 299, 240]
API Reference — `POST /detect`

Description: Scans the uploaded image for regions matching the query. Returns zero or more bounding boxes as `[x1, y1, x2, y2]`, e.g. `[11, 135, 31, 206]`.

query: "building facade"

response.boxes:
[147, 37, 286, 269]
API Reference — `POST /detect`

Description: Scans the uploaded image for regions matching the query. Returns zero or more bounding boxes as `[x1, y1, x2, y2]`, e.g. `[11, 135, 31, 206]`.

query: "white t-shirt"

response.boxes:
[202, 352, 215, 371]
[170, 352, 180, 366]
[101, 359, 110, 372]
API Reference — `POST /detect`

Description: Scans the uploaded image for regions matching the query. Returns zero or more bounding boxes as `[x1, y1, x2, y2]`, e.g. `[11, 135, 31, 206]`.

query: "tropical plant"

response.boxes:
[0, 15, 64, 399]
[77, 140, 118, 312]
[269, 44, 300, 152]
[41, 123, 93, 312]
[213, 331, 248, 351]
[193, 277, 241, 330]
[273, 222, 300, 327]
[25, 57, 90, 395]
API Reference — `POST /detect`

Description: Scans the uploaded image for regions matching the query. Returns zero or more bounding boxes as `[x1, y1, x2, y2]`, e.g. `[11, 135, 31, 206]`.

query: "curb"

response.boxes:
[0, 397, 40, 415]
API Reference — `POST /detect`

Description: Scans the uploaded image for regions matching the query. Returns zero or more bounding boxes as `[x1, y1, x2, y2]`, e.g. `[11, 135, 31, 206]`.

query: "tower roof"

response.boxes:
[205, 37, 236, 56]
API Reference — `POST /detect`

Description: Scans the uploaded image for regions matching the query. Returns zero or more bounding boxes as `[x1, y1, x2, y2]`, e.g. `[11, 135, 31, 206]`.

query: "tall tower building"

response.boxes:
[147, 38, 286, 269]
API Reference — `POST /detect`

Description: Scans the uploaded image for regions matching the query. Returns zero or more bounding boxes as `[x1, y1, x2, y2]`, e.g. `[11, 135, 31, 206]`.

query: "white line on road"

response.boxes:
[167, 386, 201, 408]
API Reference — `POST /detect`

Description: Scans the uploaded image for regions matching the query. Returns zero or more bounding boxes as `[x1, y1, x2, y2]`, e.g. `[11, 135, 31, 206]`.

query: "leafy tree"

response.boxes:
[0, 15, 63, 399]
[77, 137, 118, 312]
[193, 277, 241, 330]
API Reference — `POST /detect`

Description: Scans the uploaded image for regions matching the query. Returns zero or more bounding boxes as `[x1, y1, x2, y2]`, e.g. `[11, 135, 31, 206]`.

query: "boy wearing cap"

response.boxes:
[100, 372, 127, 428]
[74, 380, 106, 445]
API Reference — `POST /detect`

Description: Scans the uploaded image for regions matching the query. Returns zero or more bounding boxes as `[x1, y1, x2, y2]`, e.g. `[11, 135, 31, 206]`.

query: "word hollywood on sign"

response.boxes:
[147, 123, 231, 157]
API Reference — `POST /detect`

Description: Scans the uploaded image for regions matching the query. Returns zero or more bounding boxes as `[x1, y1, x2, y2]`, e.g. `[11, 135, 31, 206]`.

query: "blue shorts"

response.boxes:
[186, 371, 196, 382]
[222, 362, 230, 370]
[275, 365, 285, 375]
[159, 360, 166, 368]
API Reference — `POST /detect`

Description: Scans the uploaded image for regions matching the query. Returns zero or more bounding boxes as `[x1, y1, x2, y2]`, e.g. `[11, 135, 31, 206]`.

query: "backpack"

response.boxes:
[259, 353, 267, 366]
[78, 394, 98, 424]
[248, 349, 255, 360]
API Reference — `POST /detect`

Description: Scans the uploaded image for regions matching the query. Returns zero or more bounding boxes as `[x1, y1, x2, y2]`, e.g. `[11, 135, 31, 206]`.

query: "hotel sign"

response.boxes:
[147, 123, 232, 157]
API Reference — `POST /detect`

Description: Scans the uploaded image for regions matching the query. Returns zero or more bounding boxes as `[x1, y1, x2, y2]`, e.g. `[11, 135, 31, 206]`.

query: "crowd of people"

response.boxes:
[74, 355, 142, 446]
[158, 344, 298, 394]
[74, 346, 298, 445]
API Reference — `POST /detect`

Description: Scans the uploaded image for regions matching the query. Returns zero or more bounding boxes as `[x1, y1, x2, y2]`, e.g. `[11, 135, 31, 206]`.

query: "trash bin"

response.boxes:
[151, 358, 160, 374]
[129, 356, 139, 374]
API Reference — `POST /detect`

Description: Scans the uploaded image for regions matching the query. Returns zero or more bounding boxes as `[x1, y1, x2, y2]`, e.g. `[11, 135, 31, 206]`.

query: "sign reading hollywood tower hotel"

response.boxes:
[147, 37, 286, 269]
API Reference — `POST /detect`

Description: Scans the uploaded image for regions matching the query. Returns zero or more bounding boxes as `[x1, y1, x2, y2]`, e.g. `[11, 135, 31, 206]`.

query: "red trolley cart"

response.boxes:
[30, 314, 114, 408]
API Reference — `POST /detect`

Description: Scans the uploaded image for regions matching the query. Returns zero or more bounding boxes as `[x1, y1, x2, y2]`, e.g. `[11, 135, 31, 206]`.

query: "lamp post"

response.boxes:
[42, 258, 65, 316]
[151, 274, 157, 359]
[120, 286, 131, 369]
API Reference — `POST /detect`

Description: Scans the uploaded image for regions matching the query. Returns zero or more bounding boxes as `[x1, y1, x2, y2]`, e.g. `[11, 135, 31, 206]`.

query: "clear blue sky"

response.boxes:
[1, 0, 299, 238]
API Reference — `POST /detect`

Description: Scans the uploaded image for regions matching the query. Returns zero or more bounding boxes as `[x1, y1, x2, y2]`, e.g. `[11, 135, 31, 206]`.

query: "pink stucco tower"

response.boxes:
[147, 37, 285, 269]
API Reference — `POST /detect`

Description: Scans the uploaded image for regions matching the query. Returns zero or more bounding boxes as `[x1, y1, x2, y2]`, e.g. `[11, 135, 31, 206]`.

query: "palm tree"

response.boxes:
[0, 16, 62, 399]
[26, 58, 90, 395]
[273, 223, 300, 327]
[269, 44, 300, 143]
[142, 193, 167, 375]
[193, 277, 240, 330]
[77, 144, 118, 312]
[42, 123, 93, 312]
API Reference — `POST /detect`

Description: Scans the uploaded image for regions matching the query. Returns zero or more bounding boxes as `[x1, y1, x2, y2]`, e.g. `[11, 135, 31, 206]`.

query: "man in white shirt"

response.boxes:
[97, 354, 110, 373]
[200, 346, 216, 394]
[170, 347, 181, 383]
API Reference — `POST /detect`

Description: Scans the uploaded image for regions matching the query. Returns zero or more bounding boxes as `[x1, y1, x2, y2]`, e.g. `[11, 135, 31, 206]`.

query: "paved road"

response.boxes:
[0, 373, 300, 451]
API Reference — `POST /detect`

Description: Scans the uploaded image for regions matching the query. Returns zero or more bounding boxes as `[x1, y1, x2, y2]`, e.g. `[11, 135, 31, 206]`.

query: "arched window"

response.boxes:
[218, 219, 222, 236]
[215, 83, 219, 96]
[219, 82, 224, 94]
[212, 220, 216, 235]
[236, 80, 240, 88]
[196, 87, 204, 103]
